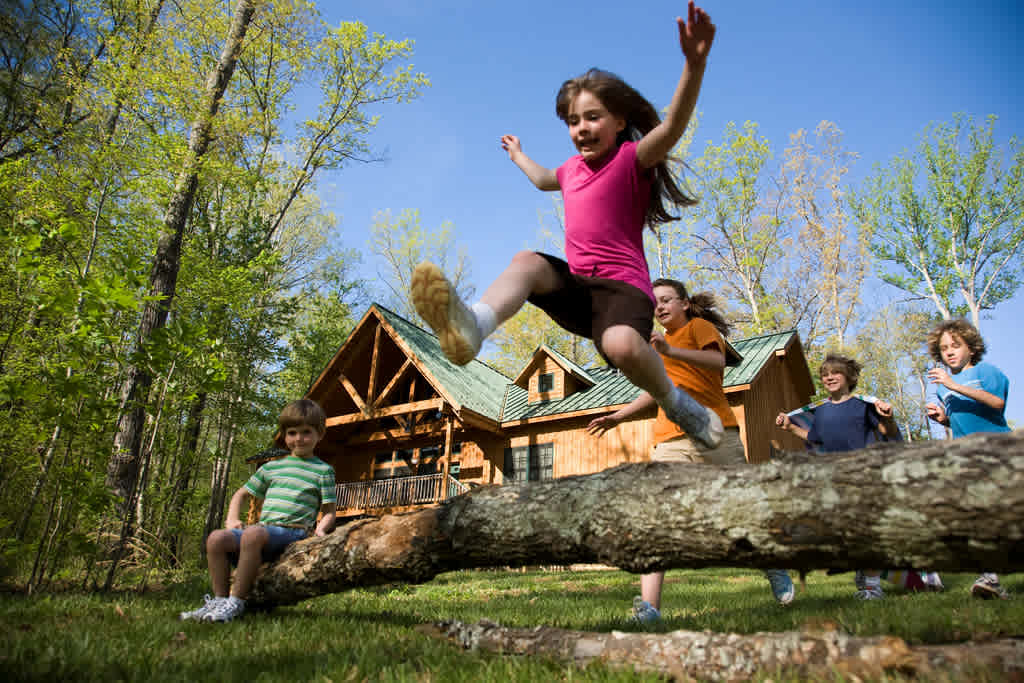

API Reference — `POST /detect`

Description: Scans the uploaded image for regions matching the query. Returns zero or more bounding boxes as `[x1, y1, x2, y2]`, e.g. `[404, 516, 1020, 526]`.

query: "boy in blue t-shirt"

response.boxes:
[777, 353, 909, 600]
[926, 319, 1011, 599]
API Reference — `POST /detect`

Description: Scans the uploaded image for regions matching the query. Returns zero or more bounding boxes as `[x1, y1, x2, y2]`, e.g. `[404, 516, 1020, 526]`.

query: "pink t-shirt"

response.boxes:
[555, 141, 654, 301]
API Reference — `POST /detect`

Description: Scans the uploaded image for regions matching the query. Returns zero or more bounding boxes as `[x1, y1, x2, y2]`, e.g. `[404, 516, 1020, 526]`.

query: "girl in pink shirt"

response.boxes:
[411, 2, 720, 448]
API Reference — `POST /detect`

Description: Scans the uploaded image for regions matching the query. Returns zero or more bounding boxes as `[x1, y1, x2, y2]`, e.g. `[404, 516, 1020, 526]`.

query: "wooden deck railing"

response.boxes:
[336, 473, 469, 511]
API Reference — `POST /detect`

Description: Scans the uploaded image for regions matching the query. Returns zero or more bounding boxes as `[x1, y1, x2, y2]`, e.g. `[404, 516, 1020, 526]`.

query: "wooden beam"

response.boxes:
[326, 398, 445, 428]
[337, 372, 368, 415]
[372, 359, 412, 410]
[345, 424, 447, 446]
[368, 325, 382, 405]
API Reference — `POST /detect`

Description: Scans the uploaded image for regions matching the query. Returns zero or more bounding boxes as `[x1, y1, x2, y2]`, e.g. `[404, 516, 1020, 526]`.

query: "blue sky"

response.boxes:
[313, 0, 1024, 426]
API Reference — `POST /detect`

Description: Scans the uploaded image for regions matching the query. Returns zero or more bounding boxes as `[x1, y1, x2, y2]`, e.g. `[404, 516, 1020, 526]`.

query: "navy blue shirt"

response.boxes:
[806, 397, 882, 454]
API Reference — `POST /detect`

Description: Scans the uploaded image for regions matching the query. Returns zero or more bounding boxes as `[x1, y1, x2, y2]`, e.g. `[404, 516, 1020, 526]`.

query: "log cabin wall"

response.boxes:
[486, 412, 657, 482]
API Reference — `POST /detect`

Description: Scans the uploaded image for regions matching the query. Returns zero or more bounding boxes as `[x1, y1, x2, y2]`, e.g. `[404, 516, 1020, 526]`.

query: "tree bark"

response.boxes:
[248, 429, 1024, 607]
[103, 0, 259, 586]
[422, 619, 1024, 682]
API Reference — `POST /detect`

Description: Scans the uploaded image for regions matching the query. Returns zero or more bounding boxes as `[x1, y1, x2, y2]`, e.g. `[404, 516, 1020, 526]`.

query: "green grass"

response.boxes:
[3, 568, 1023, 682]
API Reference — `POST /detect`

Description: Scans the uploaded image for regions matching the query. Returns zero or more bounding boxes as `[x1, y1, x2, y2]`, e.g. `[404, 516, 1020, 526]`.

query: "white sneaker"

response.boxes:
[663, 387, 723, 450]
[179, 595, 224, 621]
[203, 595, 246, 622]
[854, 584, 884, 600]
[972, 574, 1009, 600]
[411, 262, 482, 366]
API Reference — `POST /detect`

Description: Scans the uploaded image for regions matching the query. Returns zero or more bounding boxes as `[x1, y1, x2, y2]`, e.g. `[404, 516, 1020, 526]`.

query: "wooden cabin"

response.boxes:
[286, 304, 814, 516]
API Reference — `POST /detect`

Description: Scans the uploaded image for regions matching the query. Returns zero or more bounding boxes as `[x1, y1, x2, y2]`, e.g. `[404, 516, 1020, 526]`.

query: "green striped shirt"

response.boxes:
[244, 455, 336, 528]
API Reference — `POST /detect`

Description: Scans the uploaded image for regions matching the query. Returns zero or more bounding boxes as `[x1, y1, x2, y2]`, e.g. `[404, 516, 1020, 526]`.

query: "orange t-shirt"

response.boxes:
[651, 317, 738, 445]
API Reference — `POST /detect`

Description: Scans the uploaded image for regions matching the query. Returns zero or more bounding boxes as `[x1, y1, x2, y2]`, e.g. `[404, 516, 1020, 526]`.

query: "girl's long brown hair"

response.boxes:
[556, 68, 696, 228]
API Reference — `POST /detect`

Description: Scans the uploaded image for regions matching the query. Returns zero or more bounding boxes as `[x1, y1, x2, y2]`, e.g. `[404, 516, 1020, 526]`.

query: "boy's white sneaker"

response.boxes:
[203, 595, 246, 622]
[179, 594, 224, 621]
[411, 262, 482, 366]
[971, 574, 1009, 600]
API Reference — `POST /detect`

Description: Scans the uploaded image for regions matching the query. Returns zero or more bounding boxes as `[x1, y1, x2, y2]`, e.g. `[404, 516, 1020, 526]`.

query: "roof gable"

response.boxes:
[373, 305, 510, 421]
[512, 344, 596, 390]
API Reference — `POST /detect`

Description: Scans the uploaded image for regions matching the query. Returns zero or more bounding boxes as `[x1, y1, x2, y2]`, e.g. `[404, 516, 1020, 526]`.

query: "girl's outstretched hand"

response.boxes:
[501, 134, 522, 158]
[678, 1, 716, 67]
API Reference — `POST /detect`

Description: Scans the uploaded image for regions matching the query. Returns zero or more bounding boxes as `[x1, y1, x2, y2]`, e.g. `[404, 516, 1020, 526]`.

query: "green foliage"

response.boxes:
[850, 114, 1024, 328]
[0, 0, 425, 587]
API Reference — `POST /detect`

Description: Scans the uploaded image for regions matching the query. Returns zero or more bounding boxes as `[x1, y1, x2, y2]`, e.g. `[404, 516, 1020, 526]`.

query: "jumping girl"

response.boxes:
[411, 2, 721, 448]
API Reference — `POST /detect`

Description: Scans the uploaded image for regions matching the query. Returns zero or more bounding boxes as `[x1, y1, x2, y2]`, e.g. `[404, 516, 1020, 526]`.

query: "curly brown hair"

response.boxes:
[927, 319, 986, 366]
[819, 353, 862, 391]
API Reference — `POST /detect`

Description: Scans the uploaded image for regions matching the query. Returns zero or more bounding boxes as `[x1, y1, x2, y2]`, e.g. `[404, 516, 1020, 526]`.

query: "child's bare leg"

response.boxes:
[600, 325, 722, 449]
[206, 529, 240, 597]
[640, 572, 665, 610]
[231, 525, 270, 599]
[479, 251, 561, 322]
[412, 252, 559, 365]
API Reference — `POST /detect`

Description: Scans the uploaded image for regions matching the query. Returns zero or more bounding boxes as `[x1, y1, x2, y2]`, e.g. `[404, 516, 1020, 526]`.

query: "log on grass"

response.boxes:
[420, 619, 1024, 682]
[249, 429, 1024, 607]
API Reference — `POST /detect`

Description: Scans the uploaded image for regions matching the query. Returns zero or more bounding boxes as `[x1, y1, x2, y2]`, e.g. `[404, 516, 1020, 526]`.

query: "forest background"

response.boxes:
[1, 0, 1021, 592]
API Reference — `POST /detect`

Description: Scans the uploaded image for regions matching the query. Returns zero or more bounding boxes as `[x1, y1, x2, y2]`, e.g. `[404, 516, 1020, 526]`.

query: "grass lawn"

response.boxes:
[3, 568, 1023, 682]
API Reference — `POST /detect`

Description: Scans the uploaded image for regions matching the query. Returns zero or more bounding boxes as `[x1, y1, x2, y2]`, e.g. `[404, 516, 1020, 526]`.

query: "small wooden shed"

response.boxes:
[292, 304, 814, 516]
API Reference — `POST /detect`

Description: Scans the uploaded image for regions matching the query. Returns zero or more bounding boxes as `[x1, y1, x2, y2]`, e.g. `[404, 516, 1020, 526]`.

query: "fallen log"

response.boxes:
[249, 429, 1024, 606]
[420, 619, 1024, 681]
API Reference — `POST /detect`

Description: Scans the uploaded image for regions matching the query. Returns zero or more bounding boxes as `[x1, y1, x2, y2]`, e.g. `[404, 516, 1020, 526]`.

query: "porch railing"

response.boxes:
[336, 472, 469, 511]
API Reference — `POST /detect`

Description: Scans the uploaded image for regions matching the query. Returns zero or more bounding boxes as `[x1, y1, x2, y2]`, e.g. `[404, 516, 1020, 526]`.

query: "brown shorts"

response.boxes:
[527, 253, 654, 367]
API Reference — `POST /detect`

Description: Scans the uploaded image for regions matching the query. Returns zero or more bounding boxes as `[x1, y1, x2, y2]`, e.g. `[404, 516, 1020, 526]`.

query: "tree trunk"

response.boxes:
[103, 0, 258, 585]
[249, 430, 1024, 607]
[424, 619, 1024, 682]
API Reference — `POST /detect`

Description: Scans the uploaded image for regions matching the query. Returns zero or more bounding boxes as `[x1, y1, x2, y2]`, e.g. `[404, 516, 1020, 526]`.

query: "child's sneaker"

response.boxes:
[971, 573, 1009, 600]
[663, 387, 723, 450]
[764, 570, 794, 605]
[630, 596, 662, 625]
[923, 572, 944, 592]
[854, 584, 884, 600]
[203, 595, 246, 622]
[411, 262, 482, 366]
[179, 594, 224, 621]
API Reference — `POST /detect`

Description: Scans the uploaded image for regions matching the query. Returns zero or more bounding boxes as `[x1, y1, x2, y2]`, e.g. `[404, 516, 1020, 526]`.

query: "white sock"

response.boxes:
[864, 574, 881, 587]
[471, 302, 497, 339]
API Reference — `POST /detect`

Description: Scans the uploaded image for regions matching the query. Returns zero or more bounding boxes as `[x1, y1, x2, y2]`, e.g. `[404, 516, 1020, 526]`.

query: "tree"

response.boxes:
[688, 121, 788, 335]
[850, 114, 1024, 329]
[247, 429, 1024, 607]
[368, 208, 473, 321]
[776, 121, 867, 351]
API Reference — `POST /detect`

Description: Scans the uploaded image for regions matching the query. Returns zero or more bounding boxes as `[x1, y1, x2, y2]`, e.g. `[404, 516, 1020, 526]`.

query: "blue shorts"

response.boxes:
[227, 525, 308, 566]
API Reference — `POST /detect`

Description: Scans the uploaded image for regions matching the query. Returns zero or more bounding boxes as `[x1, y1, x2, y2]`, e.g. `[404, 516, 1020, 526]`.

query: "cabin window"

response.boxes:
[503, 443, 554, 483]
[538, 372, 555, 393]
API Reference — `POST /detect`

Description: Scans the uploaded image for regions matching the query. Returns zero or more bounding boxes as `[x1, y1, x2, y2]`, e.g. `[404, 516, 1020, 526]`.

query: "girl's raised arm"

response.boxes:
[501, 134, 560, 191]
[636, 1, 715, 169]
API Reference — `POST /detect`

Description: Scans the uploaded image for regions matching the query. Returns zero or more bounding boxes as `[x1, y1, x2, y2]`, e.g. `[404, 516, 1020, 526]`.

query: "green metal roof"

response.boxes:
[724, 329, 799, 387]
[375, 305, 510, 422]
[502, 366, 642, 421]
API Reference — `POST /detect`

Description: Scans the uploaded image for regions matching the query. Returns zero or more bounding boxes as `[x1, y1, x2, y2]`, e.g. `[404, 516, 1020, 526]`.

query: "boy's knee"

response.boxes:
[239, 525, 269, 548]
[206, 529, 235, 553]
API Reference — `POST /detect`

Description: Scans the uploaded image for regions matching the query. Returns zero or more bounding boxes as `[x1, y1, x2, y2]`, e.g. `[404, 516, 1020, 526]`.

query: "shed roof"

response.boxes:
[724, 329, 801, 388]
